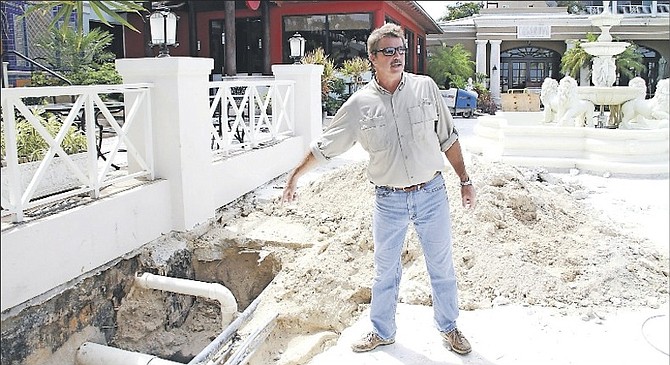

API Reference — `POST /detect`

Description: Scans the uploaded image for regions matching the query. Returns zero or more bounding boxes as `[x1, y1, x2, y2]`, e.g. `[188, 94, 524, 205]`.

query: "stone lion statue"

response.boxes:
[621, 77, 670, 129]
[557, 76, 595, 127]
[540, 78, 560, 123]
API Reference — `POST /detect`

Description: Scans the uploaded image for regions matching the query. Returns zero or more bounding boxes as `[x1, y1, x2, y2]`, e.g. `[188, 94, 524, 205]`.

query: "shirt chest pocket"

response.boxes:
[408, 102, 438, 141]
[360, 116, 388, 152]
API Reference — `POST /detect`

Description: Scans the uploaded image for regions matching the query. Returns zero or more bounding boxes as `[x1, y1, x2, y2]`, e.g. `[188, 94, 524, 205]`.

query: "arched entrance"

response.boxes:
[500, 47, 561, 91]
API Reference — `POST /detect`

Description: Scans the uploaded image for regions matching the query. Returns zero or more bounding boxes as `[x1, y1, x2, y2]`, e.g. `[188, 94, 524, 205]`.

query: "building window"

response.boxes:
[417, 37, 425, 74]
[500, 46, 560, 90]
[385, 16, 399, 25]
[404, 29, 414, 72]
[283, 13, 371, 66]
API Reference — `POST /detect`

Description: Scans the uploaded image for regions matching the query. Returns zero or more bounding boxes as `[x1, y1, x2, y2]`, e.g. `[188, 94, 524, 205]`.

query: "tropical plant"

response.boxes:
[557, 1, 587, 14]
[324, 78, 346, 116]
[438, 1, 483, 21]
[561, 33, 645, 82]
[301, 48, 340, 116]
[35, 26, 116, 72]
[21, 1, 146, 34]
[427, 43, 475, 89]
[560, 35, 597, 78]
[615, 44, 646, 79]
[301, 48, 337, 98]
[28, 22, 122, 88]
[341, 57, 371, 93]
[472, 83, 497, 115]
[1, 111, 87, 164]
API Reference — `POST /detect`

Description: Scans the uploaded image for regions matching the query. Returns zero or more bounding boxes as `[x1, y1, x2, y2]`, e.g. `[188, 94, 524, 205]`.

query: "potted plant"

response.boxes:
[341, 56, 371, 94]
[301, 48, 337, 118]
[1, 109, 89, 200]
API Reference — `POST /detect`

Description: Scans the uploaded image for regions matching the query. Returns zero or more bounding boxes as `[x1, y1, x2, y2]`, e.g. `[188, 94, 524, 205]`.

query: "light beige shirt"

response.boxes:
[310, 72, 459, 188]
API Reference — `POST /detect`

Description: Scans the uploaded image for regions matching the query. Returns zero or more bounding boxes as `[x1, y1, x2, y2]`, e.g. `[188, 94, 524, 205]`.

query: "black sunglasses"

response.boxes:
[373, 46, 407, 56]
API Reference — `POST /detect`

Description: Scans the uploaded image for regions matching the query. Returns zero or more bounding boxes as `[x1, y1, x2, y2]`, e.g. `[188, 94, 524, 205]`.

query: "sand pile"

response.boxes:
[113, 155, 669, 364]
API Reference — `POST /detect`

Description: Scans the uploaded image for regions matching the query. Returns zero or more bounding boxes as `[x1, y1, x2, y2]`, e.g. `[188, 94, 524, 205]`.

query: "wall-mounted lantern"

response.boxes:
[288, 32, 306, 64]
[149, 7, 179, 57]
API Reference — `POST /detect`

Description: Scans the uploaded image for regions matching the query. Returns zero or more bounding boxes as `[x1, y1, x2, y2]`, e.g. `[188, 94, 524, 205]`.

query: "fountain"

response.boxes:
[576, 1, 642, 127]
[468, 1, 669, 176]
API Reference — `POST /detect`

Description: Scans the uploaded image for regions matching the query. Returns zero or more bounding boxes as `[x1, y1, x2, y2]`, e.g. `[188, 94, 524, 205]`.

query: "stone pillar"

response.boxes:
[272, 64, 324, 151]
[475, 40, 488, 75]
[116, 57, 215, 231]
[489, 40, 502, 106]
[652, 1, 658, 16]
[2, 61, 8, 88]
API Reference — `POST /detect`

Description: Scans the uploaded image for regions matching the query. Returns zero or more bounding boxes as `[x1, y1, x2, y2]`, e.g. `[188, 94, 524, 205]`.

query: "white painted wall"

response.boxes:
[1, 59, 325, 312]
[1, 181, 172, 311]
[210, 137, 305, 205]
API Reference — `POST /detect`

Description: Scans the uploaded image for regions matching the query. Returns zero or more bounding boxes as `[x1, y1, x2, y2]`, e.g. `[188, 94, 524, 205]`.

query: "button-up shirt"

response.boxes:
[310, 72, 459, 188]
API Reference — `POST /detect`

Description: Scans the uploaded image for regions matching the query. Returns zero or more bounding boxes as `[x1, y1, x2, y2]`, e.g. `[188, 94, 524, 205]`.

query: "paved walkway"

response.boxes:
[308, 303, 669, 365]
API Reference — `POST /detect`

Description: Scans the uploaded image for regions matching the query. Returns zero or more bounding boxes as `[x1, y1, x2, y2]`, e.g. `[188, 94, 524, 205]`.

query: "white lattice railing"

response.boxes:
[1, 83, 154, 222]
[208, 79, 295, 157]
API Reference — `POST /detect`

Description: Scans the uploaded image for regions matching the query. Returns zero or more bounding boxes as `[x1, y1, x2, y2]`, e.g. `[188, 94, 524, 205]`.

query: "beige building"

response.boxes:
[427, 1, 670, 104]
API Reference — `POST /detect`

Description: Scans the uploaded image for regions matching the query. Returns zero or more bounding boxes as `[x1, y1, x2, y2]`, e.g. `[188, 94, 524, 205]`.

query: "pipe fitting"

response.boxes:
[135, 272, 238, 326]
[76, 342, 182, 365]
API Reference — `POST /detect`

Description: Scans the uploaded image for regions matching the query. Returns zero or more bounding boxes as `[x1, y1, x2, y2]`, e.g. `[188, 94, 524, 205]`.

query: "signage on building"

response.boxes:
[246, 1, 260, 10]
[517, 25, 551, 39]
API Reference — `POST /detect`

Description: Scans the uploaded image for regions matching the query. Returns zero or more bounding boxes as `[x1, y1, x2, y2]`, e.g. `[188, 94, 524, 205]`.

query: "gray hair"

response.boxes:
[367, 23, 405, 56]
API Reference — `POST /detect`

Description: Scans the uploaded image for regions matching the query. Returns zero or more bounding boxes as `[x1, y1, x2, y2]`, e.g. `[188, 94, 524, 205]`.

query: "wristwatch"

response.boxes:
[460, 179, 473, 187]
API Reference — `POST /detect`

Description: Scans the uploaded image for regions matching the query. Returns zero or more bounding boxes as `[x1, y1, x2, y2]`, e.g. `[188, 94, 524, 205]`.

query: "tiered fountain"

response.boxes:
[468, 1, 668, 176]
[577, 1, 642, 127]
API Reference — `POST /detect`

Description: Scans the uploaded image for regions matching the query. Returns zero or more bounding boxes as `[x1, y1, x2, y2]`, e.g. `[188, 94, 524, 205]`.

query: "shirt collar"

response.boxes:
[372, 72, 406, 94]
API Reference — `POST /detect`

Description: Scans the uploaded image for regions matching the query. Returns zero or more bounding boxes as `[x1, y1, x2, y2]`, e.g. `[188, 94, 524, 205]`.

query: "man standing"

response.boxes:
[281, 23, 475, 355]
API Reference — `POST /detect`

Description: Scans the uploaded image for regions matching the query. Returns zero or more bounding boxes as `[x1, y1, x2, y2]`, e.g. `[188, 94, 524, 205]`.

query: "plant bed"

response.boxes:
[1, 111, 89, 201]
[1, 152, 88, 200]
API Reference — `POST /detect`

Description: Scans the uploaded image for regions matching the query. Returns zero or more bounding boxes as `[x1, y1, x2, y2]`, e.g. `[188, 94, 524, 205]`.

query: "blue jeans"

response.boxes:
[370, 172, 459, 340]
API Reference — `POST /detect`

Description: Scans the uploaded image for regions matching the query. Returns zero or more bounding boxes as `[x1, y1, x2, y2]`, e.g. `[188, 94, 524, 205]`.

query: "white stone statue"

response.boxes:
[540, 78, 560, 123]
[466, 77, 474, 91]
[557, 76, 596, 127]
[592, 56, 617, 87]
[621, 78, 670, 129]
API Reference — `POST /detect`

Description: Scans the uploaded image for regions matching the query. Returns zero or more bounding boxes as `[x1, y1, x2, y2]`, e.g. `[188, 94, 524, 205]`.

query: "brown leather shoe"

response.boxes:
[351, 332, 395, 352]
[441, 328, 472, 355]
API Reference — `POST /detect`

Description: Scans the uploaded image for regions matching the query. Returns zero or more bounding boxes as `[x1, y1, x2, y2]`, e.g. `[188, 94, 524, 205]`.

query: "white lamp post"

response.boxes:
[149, 8, 178, 57]
[288, 32, 306, 64]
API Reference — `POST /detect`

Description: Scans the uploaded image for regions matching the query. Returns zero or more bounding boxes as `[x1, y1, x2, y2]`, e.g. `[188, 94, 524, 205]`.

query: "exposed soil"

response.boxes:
[113, 155, 669, 364]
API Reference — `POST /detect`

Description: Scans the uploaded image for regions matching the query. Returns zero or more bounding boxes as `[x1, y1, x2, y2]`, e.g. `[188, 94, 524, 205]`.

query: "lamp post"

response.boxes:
[288, 32, 305, 64]
[149, 7, 178, 57]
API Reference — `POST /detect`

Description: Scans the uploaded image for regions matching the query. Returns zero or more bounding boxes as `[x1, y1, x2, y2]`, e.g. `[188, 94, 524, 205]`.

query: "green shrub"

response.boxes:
[1, 111, 87, 164]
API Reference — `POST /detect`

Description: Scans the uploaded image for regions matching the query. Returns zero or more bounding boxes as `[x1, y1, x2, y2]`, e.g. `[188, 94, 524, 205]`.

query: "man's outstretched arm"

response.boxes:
[282, 151, 319, 203]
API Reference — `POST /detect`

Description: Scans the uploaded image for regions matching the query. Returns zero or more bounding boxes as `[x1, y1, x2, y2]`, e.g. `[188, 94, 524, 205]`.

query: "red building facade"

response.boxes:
[123, 1, 441, 77]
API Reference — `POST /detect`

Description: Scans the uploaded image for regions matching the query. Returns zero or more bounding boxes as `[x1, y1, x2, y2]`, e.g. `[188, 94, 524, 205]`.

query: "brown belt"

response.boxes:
[385, 182, 427, 192]
[379, 173, 439, 192]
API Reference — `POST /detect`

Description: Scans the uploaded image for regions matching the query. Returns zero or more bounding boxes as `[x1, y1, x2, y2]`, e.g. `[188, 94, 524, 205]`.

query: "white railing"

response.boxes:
[585, 4, 670, 15]
[208, 79, 295, 157]
[1, 83, 154, 222]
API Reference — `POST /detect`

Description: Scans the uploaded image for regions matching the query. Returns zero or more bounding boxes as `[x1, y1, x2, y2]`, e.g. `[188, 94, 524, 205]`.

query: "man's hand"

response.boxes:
[281, 181, 298, 204]
[280, 152, 318, 205]
[461, 185, 476, 209]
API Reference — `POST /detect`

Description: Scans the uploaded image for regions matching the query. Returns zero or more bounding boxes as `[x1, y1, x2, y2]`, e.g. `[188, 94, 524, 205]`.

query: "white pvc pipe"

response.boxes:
[135, 272, 238, 327]
[75, 342, 183, 365]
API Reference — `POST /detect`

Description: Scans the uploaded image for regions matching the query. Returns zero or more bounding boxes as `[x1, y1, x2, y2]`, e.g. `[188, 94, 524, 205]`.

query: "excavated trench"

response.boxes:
[109, 246, 282, 363]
